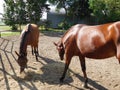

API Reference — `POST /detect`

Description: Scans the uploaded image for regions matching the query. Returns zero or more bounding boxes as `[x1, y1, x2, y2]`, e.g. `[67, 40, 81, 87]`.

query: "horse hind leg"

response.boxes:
[116, 57, 120, 64]
[79, 56, 88, 88]
[116, 45, 120, 64]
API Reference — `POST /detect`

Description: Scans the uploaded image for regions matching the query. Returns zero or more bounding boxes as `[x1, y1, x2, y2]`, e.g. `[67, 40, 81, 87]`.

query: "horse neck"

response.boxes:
[20, 33, 28, 54]
[19, 24, 31, 55]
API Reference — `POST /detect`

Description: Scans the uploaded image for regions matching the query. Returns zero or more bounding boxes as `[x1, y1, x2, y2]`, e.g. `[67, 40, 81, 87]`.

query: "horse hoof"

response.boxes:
[82, 84, 88, 88]
[59, 77, 64, 83]
[36, 58, 38, 62]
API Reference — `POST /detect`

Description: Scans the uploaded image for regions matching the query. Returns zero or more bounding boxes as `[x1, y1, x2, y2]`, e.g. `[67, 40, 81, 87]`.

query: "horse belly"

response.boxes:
[84, 41, 116, 59]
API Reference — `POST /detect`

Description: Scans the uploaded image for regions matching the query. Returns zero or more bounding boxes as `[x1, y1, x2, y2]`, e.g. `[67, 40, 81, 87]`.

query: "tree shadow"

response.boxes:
[37, 55, 73, 84]
[0, 37, 39, 90]
[69, 69, 108, 90]
[0, 37, 108, 90]
[36, 55, 108, 90]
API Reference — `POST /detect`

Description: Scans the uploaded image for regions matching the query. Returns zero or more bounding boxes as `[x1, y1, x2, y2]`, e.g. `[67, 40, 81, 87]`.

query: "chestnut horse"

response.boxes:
[15, 24, 39, 73]
[54, 21, 120, 88]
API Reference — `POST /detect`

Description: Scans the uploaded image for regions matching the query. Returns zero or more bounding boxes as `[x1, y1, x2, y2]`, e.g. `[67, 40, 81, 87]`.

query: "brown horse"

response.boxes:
[15, 23, 39, 73]
[54, 21, 120, 88]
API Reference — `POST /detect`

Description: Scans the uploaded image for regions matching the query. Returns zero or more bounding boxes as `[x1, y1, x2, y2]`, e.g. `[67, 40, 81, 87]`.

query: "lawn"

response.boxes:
[0, 31, 20, 37]
[0, 25, 11, 31]
[0, 25, 21, 37]
[0, 25, 66, 37]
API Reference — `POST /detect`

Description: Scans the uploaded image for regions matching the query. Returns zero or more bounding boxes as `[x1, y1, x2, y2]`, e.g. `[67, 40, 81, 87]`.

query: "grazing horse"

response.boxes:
[15, 23, 39, 73]
[54, 21, 120, 88]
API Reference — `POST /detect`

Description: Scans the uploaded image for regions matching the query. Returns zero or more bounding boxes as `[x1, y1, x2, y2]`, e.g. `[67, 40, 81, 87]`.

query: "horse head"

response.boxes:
[54, 41, 65, 60]
[15, 51, 28, 73]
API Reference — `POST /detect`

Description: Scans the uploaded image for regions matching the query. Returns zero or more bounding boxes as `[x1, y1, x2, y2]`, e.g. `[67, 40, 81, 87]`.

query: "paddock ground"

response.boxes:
[0, 31, 120, 90]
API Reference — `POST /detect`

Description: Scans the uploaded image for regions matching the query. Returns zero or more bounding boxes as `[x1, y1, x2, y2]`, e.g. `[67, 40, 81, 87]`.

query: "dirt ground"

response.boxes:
[0, 31, 120, 90]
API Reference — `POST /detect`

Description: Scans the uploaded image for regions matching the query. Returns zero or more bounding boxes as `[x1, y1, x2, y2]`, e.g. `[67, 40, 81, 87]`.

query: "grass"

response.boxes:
[0, 25, 66, 37]
[0, 25, 20, 37]
[0, 31, 20, 37]
[0, 25, 11, 31]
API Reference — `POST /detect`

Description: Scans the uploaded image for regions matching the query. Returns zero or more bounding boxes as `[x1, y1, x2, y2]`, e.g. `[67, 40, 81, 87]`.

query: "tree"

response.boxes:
[3, 0, 49, 30]
[68, 0, 91, 17]
[3, 0, 21, 30]
[48, 0, 71, 19]
[25, 0, 49, 24]
[89, 0, 120, 23]
[48, 0, 92, 24]
[68, 0, 92, 24]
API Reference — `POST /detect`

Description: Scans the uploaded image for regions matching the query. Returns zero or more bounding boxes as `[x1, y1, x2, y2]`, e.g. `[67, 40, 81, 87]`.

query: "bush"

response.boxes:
[11, 24, 18, 31]
[58, 21, 71, 30]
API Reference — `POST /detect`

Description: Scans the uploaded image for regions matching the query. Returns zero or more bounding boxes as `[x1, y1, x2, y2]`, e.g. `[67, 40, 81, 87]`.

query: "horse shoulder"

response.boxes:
[63, 26, 81, 56]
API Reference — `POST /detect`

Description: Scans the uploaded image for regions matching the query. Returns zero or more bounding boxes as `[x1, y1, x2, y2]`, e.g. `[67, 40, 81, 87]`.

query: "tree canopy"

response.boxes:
[89, 0, 120, 23]
[3, 0, 49, 30]
[49, 0, 120, 24]
[48, 0, 91, 18]
[2, 0, 120, 30]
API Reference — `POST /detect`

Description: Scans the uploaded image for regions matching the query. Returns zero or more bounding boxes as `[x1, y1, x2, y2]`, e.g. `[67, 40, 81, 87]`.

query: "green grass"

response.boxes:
[0, 25, 66, 37]
[0, 31, 20, 37]
[0, 25, 11, 31]
[0, 25, 20, 37]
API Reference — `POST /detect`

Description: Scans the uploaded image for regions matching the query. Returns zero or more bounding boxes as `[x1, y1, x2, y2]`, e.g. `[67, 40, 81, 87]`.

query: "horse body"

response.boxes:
[15, 23, 39, 73]
[54, 21, 120, 87]
[77, 23, 117, 59]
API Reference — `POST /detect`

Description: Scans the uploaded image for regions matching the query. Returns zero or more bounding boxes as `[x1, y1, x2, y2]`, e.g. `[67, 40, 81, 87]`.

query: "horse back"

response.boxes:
[21, 24, 39, 46]
[29, 24, 39, 46]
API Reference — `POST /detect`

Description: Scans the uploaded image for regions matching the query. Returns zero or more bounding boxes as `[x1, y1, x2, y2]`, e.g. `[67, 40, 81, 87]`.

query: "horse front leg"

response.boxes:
[79, 56, 88, 88]
[34, 47, 39, 61]
[60, 55, 72, 82]
[31, 46, 34, 55]
[36, 47, 39, 56]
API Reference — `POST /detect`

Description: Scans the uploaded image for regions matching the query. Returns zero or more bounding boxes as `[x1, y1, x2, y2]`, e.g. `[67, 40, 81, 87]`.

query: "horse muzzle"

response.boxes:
[20, 67, 25, 73]
[60, 56, 64, 60]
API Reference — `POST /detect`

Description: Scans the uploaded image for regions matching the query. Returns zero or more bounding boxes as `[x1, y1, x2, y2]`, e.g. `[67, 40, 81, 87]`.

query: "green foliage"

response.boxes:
[58, 21, 71, 30]
[48, 0, 91, 23]
[3, 0, 26, 30]
[3, 0, 49, 30]
[89, 0, 120, 23]
[68, 0, 91, 18]
[48, 0, 72, 19]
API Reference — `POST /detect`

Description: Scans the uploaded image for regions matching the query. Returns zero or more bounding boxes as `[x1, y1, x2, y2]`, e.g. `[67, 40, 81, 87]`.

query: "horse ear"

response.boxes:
[53, 42, 57, 46]
[15, 51, 20, 57]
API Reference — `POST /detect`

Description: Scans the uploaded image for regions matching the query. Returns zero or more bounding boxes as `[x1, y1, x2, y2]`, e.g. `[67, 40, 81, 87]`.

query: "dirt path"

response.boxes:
[0, 32, 120, 90]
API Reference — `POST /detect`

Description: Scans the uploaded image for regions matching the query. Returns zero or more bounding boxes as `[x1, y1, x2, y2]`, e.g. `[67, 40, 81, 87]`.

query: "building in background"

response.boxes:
[47, 6, 65, 28]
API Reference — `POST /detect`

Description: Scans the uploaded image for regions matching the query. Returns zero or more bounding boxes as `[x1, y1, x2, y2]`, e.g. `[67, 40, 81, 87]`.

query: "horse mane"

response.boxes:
[20, 24, 31, 54]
